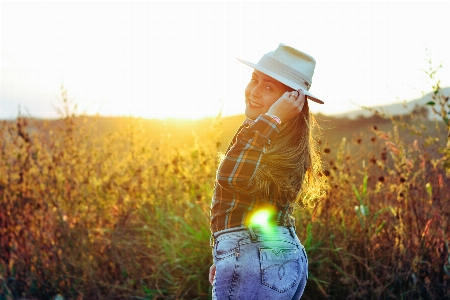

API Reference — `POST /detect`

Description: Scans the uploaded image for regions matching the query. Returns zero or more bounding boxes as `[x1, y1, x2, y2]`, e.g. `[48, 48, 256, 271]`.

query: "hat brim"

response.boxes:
[237, 58, 324, 104]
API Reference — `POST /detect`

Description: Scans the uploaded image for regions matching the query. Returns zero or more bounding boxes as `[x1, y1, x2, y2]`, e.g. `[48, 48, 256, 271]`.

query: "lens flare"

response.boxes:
[248, 207, 276, 233]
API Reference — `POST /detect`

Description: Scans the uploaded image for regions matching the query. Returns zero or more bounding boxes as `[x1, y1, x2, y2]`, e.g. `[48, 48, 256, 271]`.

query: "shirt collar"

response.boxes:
[244, 117, 256, 127]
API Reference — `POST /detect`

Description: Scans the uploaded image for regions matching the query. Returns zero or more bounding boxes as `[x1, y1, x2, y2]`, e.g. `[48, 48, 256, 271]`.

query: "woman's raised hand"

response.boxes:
[266, 89, 306, 123]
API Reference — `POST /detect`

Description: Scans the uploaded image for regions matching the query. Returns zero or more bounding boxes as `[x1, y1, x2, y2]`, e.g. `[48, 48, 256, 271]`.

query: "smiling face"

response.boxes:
[244, 70, 293, 120]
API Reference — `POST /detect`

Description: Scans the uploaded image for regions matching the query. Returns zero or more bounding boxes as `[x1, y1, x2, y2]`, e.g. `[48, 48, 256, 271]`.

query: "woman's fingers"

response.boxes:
[282, 91, 291, 99]
[289, 91, 299, 99]
[298, 96, 305, 112]
[288, 90, 305, 109]
[296, 89, 306, 109]
[289, 90, 306, 107]
[209, 264, 216, 285]
[296, 88, 306, 100]
[267, 89, 306, 122]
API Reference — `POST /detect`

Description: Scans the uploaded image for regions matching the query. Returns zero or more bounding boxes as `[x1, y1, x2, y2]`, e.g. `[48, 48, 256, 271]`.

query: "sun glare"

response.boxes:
[248, 207, 277, 234]
[1, 2, 449, 120]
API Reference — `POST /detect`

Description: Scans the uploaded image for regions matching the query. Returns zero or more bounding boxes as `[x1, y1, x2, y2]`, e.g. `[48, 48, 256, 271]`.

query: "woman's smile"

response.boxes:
[248, 99, 263, 108]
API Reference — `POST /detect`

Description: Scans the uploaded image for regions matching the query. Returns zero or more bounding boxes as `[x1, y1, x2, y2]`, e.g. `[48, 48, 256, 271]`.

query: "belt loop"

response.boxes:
[210, 235, 215, 248]
[288, 226, 296, 239]
[248, 226, 257, 242]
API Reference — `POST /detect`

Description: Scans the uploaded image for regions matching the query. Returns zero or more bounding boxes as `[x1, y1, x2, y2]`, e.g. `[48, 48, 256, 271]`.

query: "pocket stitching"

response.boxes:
[214, 240, 238, 261]
[214, 251, 236, 261]
[259, 248, 300, 293]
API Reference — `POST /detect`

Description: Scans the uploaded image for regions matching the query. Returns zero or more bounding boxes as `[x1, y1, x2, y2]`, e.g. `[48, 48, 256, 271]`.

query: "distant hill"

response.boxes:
[0, 112, 392, 153]
[330, 87, 450, 119]
[3, 87, 447, 155]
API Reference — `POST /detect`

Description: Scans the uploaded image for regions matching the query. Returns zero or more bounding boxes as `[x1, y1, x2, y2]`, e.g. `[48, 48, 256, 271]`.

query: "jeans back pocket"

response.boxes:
[259, 247, 300, 293]
[214, 238, 239, 261]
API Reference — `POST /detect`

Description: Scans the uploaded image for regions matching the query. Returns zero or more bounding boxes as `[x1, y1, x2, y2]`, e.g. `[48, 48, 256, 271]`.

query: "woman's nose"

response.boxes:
[250, 85, 262, 97]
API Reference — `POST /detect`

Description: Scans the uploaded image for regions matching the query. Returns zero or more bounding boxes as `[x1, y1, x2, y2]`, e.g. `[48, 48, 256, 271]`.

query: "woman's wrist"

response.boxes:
[265, 112, 282, 125]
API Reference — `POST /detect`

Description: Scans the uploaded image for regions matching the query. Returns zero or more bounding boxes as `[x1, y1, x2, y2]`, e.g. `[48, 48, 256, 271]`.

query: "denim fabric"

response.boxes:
[212, 226, 308, 300]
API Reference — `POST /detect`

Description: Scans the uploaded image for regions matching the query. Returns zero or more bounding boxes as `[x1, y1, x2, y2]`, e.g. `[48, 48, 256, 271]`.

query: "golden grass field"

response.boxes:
[1, 79, 449, 299]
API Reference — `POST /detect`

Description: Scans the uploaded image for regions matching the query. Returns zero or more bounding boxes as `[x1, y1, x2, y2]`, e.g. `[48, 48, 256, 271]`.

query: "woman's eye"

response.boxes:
[265, 86, 272, 90]
[250, 79, 257, 83]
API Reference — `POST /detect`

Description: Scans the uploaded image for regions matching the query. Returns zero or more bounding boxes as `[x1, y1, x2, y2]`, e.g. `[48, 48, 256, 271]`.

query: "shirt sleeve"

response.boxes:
[216, 114, 281, 194]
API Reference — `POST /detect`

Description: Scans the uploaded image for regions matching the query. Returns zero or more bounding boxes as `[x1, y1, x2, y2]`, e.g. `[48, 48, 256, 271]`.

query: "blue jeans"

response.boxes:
[212, 226, 308, 300]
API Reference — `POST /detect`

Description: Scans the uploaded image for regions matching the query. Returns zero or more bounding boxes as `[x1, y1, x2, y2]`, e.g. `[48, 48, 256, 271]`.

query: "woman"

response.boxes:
[209, 43, 326, 300]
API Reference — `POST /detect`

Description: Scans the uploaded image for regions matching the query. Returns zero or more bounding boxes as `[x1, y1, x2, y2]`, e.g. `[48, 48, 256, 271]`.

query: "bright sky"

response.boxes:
[1, 1, 449, 120]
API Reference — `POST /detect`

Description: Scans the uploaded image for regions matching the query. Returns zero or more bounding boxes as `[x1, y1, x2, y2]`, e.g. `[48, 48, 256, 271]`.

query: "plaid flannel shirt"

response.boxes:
[210, 114, 295, 233]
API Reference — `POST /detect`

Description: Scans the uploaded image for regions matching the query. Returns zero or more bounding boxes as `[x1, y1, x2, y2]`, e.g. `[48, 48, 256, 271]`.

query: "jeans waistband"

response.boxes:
[210, 225, 296, 248]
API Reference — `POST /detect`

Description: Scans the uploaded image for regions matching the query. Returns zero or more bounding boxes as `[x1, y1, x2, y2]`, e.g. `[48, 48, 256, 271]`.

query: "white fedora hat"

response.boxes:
[237, 43, 324, 104]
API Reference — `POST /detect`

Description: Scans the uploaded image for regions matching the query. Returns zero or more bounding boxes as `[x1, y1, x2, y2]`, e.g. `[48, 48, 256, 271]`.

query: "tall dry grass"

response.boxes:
[1, 68, 449, 299]
[1, 87, 219, 299]
[296, 64, 450, 299]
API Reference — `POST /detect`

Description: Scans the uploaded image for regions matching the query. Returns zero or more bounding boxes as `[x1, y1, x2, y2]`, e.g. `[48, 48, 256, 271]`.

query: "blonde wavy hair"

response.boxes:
[250, 100, 327, 207]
